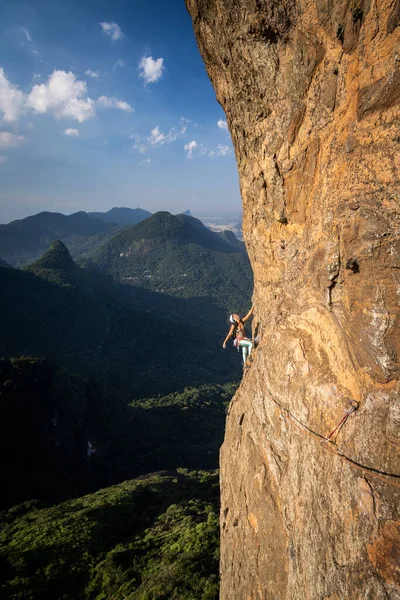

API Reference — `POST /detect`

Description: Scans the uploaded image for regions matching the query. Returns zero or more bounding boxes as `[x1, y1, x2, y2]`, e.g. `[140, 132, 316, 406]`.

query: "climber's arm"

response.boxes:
[242, 306, 254, 322]
[222, 325, 235, 348]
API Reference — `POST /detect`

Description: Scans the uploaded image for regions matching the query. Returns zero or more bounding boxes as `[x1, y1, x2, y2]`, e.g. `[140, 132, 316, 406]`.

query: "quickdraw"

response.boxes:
[322, 399, 359, 444]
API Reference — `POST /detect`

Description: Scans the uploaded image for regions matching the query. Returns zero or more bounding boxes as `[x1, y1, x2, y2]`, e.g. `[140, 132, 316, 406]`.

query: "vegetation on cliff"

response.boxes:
[0, 470, 219, 600]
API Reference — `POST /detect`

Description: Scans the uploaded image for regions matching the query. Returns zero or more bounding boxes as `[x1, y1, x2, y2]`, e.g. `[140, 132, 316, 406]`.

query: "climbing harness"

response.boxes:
[322, 400, 359, 444]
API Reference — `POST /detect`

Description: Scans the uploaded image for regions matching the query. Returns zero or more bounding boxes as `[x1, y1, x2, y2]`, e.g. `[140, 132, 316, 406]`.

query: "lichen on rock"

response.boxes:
[186, 0, 400, 598]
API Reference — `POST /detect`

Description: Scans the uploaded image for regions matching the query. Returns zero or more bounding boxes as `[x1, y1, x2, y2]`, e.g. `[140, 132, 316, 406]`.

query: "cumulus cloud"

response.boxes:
[132, 122, 185, 154]
[149, 125, 180, 146]
[217, 119, 228, 130]
[64, 128, 79, 136]
[0, 68, 133, 127]
[99, 22, 122, 40]
[26, 70, 95, 122]
[184, 140, 197, 159]
[184, 140, 233, 159]
[139, 56, 164, 84]
[97, 96, 133, 113]
[0, 155, 8, 164]
[216, 144, 232, 156]
[0, 68, 26, 122]
[85, 69, 99, 78]
[130, 134, 148, 154]
[0, 132, 25, 147]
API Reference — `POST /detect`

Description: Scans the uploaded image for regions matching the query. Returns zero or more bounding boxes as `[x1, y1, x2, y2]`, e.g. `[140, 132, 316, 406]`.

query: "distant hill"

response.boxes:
[0, 258, 11, 268]
[0, 242, 241, 397]
[84, 211, 253, 310]
[181, 209, 192, 216]
[217, 229, 246, 251]
[89, 206, 152, 226]
[0, 211, 117, 267]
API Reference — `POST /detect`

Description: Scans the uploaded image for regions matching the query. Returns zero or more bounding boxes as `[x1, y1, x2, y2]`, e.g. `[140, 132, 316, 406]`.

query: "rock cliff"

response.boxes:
[185, 1, 400, 598]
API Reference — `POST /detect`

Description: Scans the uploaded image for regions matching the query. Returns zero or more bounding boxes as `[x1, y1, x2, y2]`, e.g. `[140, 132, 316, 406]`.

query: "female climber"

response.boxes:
[222, 306, 254, 368]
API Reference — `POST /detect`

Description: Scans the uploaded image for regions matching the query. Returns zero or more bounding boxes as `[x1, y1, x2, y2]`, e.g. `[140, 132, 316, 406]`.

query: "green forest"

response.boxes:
[0, 213, 251, 599]
[0, 357, 235, 599]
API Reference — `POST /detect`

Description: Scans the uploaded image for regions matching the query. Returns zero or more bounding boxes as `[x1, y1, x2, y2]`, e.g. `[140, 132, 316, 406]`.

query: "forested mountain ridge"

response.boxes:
[88, 206, 152, 225]
[84, 211, 252, 309]
[0, 242, 243, 396]
[0, 210, 118, 266]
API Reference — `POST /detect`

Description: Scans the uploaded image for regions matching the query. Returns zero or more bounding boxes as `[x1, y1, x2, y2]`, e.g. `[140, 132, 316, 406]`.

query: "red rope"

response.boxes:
[322, 400, 359, 444]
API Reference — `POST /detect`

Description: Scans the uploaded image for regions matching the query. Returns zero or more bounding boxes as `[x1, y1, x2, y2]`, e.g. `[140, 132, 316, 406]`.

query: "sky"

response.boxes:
[0, 0, 242, 224]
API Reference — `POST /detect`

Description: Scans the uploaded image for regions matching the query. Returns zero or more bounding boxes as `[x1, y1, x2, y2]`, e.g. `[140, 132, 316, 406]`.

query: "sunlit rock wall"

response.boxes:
[185, 0, 400, 598]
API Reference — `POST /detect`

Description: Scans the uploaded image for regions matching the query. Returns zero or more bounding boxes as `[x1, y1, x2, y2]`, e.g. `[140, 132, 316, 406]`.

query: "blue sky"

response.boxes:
[0, 0, 241, 224]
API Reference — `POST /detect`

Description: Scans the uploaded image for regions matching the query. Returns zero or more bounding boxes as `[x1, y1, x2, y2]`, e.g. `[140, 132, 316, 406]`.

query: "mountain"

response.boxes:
[0, 211, 117, 267]
[88, 206, 152, 226]
[217, 229, 246, 251]
[84, 211, 253, 311]
[26, 239, 98, 293]
[0, 243, 241, 397]
[0, 258, 11, 268]
[181, 209, 192, 216]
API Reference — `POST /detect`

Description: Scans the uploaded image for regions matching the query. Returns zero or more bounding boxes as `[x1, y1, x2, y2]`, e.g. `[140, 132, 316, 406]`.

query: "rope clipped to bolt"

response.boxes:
[322, 400, 360, 444]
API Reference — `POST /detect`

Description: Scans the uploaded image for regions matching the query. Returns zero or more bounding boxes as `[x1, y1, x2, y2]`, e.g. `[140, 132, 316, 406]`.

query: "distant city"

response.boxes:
[198, 215, 243, 240]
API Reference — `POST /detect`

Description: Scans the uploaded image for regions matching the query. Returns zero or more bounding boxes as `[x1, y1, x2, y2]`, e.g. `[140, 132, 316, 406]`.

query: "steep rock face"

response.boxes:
[186, 1, 400, 598]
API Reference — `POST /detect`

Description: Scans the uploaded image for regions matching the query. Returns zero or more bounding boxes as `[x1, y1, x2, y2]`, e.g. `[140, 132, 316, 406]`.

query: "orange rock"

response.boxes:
[186, 0, 400, 597]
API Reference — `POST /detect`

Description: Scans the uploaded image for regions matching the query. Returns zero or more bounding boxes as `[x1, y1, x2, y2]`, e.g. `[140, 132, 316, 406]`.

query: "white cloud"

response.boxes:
[216, 144, 232, 156]
[113, 60, 125, 69]
[184, 140, 197, 159]
[99, 22, 122, 41]
[97, 96, 133, 113]
[85, 69, 99, 79]
[149, 125, 180, 146]
[21, 27, 32, 43]
[132, 122, 186, 154]
[26, 70, 95, 122]
[33, 73, 41, 80]
[139, 56, 164, 84]
[0, 132, 25, 147]
[130, 134, 148, 154]
[64, 128, 79, 136]
[184, 140, 233, 159]
[138, 158, 152, 165]
[0, 68, 25, 122]
[0, 155, 8, 164]
[217, 119, 228, 130]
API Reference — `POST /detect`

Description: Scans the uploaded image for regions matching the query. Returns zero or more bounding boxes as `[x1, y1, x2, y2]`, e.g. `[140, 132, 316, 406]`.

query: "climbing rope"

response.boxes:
[251, 385, 400, 487]
[322, 400, 359, 444]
